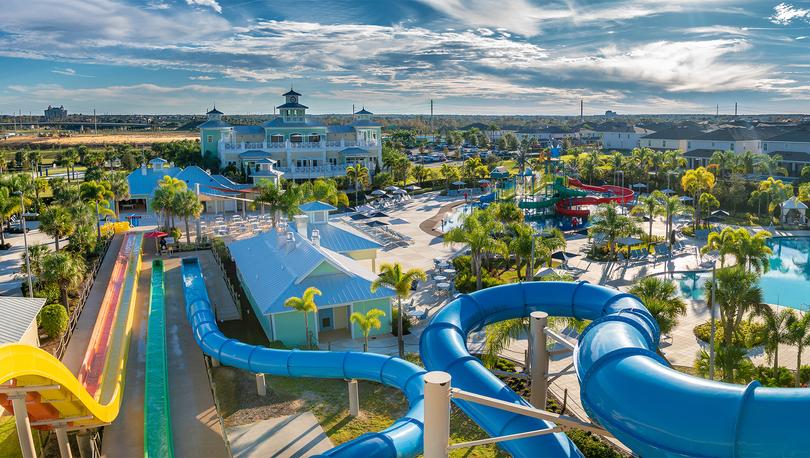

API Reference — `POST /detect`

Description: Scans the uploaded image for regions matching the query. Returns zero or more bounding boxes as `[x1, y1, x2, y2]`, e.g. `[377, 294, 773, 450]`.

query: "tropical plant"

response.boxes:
[630, 277, 686, 335]
[42, 251, 86, 309]
[283, 286, 322, 348]
[755, 307, 795, 377]
[681, 167, 715, 228]
[704, 266, 764, 382]
[660, 193, 688, 248]
[59, 148, 80, 182]
[350, 308, 386, 352]
[729, 228, 772, 273]
[371, 263, 426, 357]
[345, 163, 370, 204]
[175, 190, 203, 244]
[106, 171, 130, 218]
[0, 186, 20, 247]
[79, 180, 115, 238]
[701, 226, 737, 267]
[439, 163, 461, 193]
[152, 175, 187, 229]
[786, 311, 810, 387]
[38, 303, 69, 338]
[444, 209, 508, 290]
[22, 244, 49, 279]
[695, 345, 755, 383]
[631, 193, 664, 241]
[749, 177, 793, 217]
[588, 203, 642, 258]
[39, 205, 74, 251]
[508, 223, 534, 280]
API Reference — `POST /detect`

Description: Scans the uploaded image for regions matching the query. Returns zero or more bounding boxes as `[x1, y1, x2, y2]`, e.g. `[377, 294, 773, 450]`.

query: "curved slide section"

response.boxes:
[181, 257, 427, 457]
[0, 232, 143, 429]
[145, 260, 174, 458]
[555, 178, 634, 217]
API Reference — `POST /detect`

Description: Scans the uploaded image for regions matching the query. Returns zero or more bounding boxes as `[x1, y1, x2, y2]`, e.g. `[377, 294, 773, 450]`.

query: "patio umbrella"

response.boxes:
[661, 188, 676, 195]
[350, 213, 370, 220]
[366, 220, 389, 227]
[679, 196, 694, 202]
[711, 209, 730, 217]
[392, 189, 408, 195]
[534, 267, 569, 279]
[405, 185, 421, 191]
[355, 204, 375, 213]
[371, 189, 387, 196]
[478, 179, 490, 184]
[384, 185, 401, 192]
[369, 211, 389, 218]
[551, 251, 578, 261]
[631, 183, 647, 189]
[452, 181, 466, 187]
[144, 230, 168, 251]
[615, 236, 644, 246]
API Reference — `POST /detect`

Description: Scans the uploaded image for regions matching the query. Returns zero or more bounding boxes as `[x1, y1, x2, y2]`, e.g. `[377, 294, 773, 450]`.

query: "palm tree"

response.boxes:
[283, 286, 322, 348]
[509, 223, 534, 280]
[730, 228, 772, 273]
[59, 148, 79, 182]
[588, 203, 641, 259]
[630, 193, 663, 242]
[350, 308, 386, 352]
[106, 171, 130, 219]
[681, 167, 715, 228]
[709, 150, 735, 178]
[254, 179, 283, 225]
[702, 226, 737, 267]
[79, 180, 115, 238]
[439, 163, 460, 193]
[175, 190, 203, 244]
[371, 263, 426, 357]
[0, 186, 20, 247]
[704, 266, 764, 382]
[346, 163, 370, 204]
[42, 251, 86, 309]
[661, 194, 688, 248]
[152, 176, 187, 229]
[629, 277, 687, 336]
[443, 209, 508, 290]
[756, 307, 795, 377]
[786, 311, 810, 387]
[22, 244, 49, 279]
[39, 206, 74, 251]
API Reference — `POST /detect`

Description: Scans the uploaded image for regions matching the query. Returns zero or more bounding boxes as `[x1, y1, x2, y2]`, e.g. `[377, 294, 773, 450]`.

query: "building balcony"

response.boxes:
[276, 165, 349, 179]
[219, 139, 380, 155]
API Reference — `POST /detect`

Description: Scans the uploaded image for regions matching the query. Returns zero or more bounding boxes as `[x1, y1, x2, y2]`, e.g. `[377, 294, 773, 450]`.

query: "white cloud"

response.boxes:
[51, 67, 94, 77]
[770, 3, 810, 25]
[683, 26, 750, 36]
[186, 0, 222, 14]
[190, 75, 215, 80]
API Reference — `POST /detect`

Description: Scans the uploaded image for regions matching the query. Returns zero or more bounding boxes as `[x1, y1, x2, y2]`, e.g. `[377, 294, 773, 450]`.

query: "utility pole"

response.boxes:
[716, 104, 719, 120]
[734, 102, 738, 117]
[93, 109, 97, 134]
[580, 99, 583, 122]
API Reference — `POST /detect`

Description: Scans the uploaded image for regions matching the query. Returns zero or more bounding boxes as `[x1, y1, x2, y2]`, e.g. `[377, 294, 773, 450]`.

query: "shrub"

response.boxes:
[390, 307, 412, 336]
[454, 273, 504, 293]
[755, 366, 794, 387]
[38, 304, 69, 338]
[25, 282, 62, 305]
[693, 320, 766, 349]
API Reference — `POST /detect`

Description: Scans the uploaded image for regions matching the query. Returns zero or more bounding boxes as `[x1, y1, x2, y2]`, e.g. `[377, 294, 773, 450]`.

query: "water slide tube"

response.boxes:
[144, 260, 174, 458]
[554, 178, 634, 217]
[422, 280, 810, 456]
[0, 232, 143, 429]
[181, 257, 428, 457]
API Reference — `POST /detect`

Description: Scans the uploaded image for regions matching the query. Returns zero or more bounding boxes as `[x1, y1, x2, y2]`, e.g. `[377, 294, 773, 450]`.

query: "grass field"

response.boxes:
[0, 131, 196, 148]
[0, 415, 43, 458]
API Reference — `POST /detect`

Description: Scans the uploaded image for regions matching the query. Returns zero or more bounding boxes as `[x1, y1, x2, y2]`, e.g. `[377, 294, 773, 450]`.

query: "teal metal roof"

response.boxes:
[127, 167, 182, 198]
[289, 221, 381, 253]
[127, 165, 243, 198]
[299, 201, 336, 212]
[227, 230, 392, 315]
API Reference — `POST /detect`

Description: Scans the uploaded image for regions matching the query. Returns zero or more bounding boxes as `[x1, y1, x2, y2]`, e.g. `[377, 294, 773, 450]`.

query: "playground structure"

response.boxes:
[0, 232, 143, 458]
[518, 175, 634, 227]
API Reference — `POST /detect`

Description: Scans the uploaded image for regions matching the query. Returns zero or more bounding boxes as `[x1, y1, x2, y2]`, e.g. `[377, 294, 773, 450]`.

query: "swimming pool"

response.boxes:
[441, 203, 589, 233]
[675, 236, 810, 310]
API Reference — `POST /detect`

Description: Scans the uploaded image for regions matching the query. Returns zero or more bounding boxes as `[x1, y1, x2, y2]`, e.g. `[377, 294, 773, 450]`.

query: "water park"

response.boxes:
[3, 143, 810, 458]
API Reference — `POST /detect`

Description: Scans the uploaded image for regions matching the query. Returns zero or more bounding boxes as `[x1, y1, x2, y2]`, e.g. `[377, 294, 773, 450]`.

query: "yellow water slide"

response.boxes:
[0, 232, 143, 446]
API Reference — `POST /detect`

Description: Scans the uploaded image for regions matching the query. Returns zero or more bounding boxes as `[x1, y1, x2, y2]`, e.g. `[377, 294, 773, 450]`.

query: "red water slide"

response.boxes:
[555, 178, 634, 217]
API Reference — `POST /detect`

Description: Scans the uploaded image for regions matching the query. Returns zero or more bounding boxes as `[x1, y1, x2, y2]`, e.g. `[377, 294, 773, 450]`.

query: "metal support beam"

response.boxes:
[30, 416, 93, 427]
[452, 388, 613, 437]
[76, 431, 95, 458]
[55, 427, 72, 458]
[0, 384, 61, 394]
[530, 311, 549, 409]
[544, 328, 576, 351]
[424, 371, 451, 458]
[348, 379, 359, 417]
[9, 394, 37, 458]
[448, 427, 562, 450]
[547, 362, 575, 384]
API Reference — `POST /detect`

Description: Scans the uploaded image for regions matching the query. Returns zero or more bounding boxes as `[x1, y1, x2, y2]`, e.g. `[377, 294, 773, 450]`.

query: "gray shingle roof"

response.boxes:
[261, 117, 326, 128]
[694, 128, 760, 141]
[641, 127, 706, 140]
[0, 296, 46, 344]
[769, 150, 810, 163]
[764, 129, 810, 143]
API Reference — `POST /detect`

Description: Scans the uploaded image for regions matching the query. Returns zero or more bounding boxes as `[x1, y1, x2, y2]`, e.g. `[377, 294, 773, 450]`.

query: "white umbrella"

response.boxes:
[405, 185, 421, 191]
[452, 181, 466, 186]
[534, 267, 569, 279]
[392, 189, 408, 195]
[478, 179, 491, 184]
[711, 209, 730, 217]
[661, 188, 675, 195]
[631, 183, 647, 189]
[355, 204, 375, 213]
[371, 189, 387, 196]
[384, 185, 401, 192]
[679, 196, 693, 202]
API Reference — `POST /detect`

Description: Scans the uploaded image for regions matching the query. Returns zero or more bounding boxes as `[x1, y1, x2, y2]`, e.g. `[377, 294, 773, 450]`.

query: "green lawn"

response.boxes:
[0, 416, 43, 458]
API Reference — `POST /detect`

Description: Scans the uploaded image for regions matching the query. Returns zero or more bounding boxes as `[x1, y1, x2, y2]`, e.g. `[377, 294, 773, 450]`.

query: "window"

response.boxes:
[329, 157, 337, 166]
[308, 134, 321, 143]
[730, 144, 734, 151]
[764, 143, 768, 151]
[687, 142, 691, 149]
[207, 135, 213, 143]
[662, 140, 667, 147]
[270, 134, 283, 143]
[290, 133, 303, 143]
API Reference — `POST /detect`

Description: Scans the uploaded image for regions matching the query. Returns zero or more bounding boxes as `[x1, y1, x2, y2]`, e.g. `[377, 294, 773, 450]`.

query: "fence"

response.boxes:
[53, 237, 112, 360]
[210, 243, 247, 320]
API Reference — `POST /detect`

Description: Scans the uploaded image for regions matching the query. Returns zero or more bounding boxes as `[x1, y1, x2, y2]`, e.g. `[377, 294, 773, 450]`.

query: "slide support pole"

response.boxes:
[348, 379, 360, 417]
[55, 427, 72, 458]
[530, 311, 549, 409]
[423, 371, 451, 458]
[10, 394, 37, 458]
[256, 373, 267, 397]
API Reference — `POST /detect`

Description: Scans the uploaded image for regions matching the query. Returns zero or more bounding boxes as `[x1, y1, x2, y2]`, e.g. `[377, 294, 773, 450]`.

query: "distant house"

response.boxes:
[763, 128, 810, 176]
[516, 126, 579, 143]
[688, 128, 765, 154]
[228, 226, 394, 347]
[589, 125, 654, 151]
[0, 297, 46, 347]
[125, 158, 258, 213]
[640, 126, 706, 151]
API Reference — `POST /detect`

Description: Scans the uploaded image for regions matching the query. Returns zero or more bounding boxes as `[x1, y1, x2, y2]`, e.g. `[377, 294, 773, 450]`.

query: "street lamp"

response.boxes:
[15, 191, 33, 298]
[709, 261, 717, 380]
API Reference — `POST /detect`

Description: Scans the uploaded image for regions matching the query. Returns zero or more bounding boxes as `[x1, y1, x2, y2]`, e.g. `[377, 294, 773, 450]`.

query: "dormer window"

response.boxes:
[290, 133, 303, 143]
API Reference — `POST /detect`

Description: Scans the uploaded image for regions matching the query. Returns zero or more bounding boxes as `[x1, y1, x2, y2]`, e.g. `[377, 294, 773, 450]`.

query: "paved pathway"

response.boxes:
[0, 221, 62, 296]
[227, 412, 333, 458]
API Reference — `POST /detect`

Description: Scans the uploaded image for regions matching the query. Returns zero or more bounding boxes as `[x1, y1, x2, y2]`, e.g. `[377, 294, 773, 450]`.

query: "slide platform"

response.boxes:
[0, 232, 143, 429]
[181, 257, 427, 457]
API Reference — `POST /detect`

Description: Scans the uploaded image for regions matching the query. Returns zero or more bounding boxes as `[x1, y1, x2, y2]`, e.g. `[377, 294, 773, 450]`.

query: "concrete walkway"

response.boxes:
[227, 412, 333, 458]
[61, 234, 124, 373]
[163, 254, 228, 458]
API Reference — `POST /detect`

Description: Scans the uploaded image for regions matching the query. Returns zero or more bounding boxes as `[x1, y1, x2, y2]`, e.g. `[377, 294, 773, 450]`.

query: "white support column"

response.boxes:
[10, 394, 36, 458]
[256, 373, 267, 396]
[530, 311, 549, 409]
[348, 379, 359, 417]
[195, 183, 202, 241]
[76, 431, 93, 458]
[423, 371, 451, 458]
[55, 427, 72, 458]
[210, 356, 220, 367]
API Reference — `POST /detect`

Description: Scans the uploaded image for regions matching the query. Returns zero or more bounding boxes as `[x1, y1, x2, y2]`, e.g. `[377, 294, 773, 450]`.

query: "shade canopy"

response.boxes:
[366, 220, 388, 227]
[392, 189, 408, 194]
[711, 209, 730, 216]
[679, 196, 694, 202]
[384, 185, 401, 192]
[144, 231, 168, 238]
[631, 183, 647, 189]
[452, 181, 467, 186]
[534, 267, 569, 279]
[551, 251, 578, 261]
[615, 236, 644, 246]
[661, 188, 676, 195]
[405, 185, 421, 191]
[371, 189, 387, 196]
[355, 204, 375, 213]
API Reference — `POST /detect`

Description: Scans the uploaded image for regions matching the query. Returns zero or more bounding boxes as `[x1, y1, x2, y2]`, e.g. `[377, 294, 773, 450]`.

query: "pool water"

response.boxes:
[442, 203, 589, 233]
[676, 237, 810, 311]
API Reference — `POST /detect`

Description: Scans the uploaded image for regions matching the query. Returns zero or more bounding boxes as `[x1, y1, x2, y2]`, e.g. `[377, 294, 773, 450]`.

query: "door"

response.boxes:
[319, 307, 334, 332]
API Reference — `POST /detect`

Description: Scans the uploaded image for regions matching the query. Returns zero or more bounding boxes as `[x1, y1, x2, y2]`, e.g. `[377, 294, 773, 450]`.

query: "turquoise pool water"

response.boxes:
[676, 237, 810, 311]
[442, 203, 590, 232]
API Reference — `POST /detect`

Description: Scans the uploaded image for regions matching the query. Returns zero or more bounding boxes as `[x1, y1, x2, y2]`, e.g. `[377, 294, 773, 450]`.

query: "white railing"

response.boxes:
[219, 139, 380, 153]
[276, 165, 347, 178]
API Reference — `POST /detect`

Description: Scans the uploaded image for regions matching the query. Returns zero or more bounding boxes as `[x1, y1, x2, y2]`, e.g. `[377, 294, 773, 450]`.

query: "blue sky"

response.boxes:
[0, 0, 809, 115]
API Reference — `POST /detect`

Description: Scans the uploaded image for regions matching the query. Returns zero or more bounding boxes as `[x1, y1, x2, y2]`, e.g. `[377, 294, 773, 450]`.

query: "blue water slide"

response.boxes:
[422, 281, 810, 457]
[180, 257, 427, 457]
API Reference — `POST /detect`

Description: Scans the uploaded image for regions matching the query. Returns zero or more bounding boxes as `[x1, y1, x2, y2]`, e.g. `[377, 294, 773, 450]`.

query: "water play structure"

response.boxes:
[0, 232, 143, 456]
[518, 176, 634, 219]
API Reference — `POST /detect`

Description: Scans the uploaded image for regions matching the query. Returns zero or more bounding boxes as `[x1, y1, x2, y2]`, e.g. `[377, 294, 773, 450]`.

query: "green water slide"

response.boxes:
[518, 197, 557, 209]
[144, 260, 174, 458]
[552, 179, 588, 198]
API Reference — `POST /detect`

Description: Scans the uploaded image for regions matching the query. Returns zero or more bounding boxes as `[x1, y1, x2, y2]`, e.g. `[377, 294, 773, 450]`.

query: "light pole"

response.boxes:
[709, 261, 717, 380]
[15, 191, 33, 298]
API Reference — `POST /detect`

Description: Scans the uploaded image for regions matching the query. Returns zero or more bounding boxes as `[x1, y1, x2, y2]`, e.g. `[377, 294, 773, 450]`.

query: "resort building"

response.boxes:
[589, 125, 654, 151]
[199, 89, 383, 181]
[227, 222, 394, 348]
[640, 126, 706, 151]
[0, 297, 46, 347]
[126, 157, 254, 213]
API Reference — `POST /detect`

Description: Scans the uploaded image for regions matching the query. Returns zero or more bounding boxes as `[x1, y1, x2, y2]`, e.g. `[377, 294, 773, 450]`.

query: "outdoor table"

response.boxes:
[442, 268, 456, 275]
[434, 275, 447, 282]
[436, 282, 451, 289]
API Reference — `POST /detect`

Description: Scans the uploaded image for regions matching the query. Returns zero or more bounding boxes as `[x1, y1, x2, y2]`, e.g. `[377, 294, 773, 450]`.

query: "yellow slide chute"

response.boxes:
[0, 232, 142, 430]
